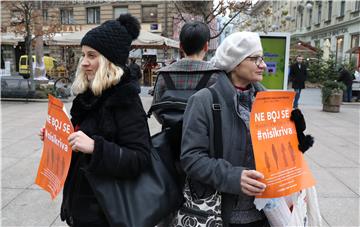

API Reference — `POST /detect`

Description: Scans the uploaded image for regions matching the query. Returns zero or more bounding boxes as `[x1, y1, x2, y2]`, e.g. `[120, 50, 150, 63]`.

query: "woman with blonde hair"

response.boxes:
[39, 14, 151, 226]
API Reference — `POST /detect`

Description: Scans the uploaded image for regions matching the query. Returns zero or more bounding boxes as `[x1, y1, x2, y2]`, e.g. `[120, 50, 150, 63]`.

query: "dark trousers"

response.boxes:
[230, 218, 270, 227]
[343, 85, 352, 102]
[71, 218, 110, 227]
[293, 88, 302, 108]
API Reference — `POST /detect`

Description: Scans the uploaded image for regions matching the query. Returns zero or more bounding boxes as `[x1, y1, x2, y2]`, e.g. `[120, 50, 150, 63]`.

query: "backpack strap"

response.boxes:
[162, 73, 176, 90]
[208, 87, 223, 159]
[195, 71, 213, 90]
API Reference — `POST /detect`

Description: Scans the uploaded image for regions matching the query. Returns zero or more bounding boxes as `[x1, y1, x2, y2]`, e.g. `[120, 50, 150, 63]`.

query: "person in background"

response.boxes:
[289, 55, 308, 108]
[39, 14, 151, 227]
[129, 57, 142, 93]
[337, 66, 354, 102]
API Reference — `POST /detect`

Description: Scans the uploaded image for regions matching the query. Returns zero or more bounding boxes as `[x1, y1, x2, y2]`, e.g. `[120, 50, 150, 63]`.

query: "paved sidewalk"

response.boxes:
[1, 88, 359, 226]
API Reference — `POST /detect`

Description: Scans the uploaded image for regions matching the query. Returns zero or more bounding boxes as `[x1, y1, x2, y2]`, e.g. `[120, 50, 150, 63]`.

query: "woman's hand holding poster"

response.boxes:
[35, 95, 74, 199]
[250, 91, 315, 198]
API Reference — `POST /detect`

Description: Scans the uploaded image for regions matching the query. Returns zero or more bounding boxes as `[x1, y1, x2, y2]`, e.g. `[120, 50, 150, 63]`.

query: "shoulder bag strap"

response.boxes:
[208, 87, 223, 159]
[162, 73, 176, 90]
[195, 71, 213, 90]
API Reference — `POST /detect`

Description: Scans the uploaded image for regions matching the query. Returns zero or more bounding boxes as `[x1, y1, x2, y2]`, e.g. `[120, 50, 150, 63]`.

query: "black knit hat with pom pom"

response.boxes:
[81, 14, 140, 67]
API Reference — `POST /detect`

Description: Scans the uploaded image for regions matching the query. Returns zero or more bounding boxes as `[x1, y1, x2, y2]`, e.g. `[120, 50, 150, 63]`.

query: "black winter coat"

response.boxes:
[338, 69, 354, 87]
[60, 71, 151, 225]
[290, 63, 307, 89]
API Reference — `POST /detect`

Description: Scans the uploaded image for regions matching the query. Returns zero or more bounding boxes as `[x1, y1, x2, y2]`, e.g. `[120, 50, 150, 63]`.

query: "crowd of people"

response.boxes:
[39, 13, 319, 227]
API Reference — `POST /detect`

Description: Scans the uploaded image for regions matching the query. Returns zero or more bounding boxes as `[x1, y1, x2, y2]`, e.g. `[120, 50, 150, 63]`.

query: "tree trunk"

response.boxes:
[24, 7, 35, 91]
[34, 1, 45, 80]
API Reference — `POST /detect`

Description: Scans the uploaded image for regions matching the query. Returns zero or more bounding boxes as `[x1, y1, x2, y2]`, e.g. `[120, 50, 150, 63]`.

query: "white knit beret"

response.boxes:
[211, 32, 263, 73]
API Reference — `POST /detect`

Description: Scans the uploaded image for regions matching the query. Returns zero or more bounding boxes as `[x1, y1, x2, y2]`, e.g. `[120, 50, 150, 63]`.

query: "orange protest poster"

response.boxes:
[35, 95, 74, 199]
[250, 91, 315, 198]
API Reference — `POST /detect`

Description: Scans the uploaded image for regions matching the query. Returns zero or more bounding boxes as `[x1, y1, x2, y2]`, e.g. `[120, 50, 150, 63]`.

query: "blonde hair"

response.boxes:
[71, 55, 124, 96]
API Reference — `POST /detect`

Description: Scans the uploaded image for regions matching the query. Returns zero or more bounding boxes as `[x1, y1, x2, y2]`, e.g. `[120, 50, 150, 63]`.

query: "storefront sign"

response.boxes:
[311, 28, 348, 40]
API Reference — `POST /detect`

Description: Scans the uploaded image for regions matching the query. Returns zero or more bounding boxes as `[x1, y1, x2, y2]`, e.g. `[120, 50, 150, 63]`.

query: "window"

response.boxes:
[350, 34, 359, 62]
[317, 2, 322, 24]
[314, 40, 320, 48]
[328, 0, 332, 20]
[355, 1, 360, 12]
[142, 5, 157, 23]
[113, 7, 128, 19]
[43, 9, 48, 22]
[300, 12, 304, 29]
[335, 36, 344, 64]
[308, 8, 312, 27]
[60, 8, 74, 24]
[87, 7, 100, 24]
[10, 10, 22, 24]
[340, 0, 345, 16]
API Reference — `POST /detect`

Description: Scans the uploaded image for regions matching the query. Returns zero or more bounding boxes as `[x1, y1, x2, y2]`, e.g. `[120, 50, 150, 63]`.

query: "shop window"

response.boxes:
[336, 36, 344, 64]
[350, 34, 359, 62]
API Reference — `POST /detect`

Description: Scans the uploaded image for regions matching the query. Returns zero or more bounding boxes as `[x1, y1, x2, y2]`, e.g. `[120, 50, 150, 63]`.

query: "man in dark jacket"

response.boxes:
[129, 57, 142, 93]
[289, 55, 307, 108]
[338, 67, 354, 102]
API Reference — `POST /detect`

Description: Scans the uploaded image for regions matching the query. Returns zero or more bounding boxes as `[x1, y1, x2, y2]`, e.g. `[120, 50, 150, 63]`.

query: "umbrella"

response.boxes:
[47, 30, 179, 49]
[322, 39, 331, 60]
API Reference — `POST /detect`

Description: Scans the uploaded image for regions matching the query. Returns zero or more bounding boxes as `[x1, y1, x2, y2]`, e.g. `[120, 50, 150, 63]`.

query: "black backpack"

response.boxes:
[147, 71, 214, 188]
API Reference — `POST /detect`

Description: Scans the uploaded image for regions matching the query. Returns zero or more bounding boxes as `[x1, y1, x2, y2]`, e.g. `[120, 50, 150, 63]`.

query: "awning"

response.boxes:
[46, 30, 179, 49]
[346, 46, 360, 54]
[0, 33, 24, 45]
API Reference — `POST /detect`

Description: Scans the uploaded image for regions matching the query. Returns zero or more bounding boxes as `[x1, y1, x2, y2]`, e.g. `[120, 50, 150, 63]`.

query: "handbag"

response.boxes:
[86, 130, 184, 227]
[172, 87, 224, 227]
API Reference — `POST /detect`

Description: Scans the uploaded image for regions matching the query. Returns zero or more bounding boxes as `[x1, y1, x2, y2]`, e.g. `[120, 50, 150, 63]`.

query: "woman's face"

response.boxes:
[231, 51, 267, 87]
[81, 45, 100, 82]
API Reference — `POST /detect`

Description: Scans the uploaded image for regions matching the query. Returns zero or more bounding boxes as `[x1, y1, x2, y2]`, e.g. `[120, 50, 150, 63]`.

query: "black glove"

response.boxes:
[290, 109, 314, 153]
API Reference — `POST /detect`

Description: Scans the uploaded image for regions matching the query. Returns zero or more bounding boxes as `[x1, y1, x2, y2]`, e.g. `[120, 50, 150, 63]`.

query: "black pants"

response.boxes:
[230, 218, 269, 227]
[71, 218, 109, 227]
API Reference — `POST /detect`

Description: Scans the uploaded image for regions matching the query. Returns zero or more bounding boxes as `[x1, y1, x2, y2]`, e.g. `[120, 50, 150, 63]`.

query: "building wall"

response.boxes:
[251, 0, 360, 66]
[0, 1, 180, 75]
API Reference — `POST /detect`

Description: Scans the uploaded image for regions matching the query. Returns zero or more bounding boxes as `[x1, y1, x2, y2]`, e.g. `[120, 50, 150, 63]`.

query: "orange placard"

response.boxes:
[35, 95, 74, 199]
[250, 91, 315, 198]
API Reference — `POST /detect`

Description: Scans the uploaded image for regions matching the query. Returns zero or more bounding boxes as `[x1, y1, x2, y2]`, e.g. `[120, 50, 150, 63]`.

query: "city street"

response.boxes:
[1, 88, 359, 227]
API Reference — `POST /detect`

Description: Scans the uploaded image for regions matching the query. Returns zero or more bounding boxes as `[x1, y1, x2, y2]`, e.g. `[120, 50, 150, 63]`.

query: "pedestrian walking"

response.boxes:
[129, 57, 142, 93]
[39, 14, 151, 227]
[337, 66, 354, 102]
[289, 55, 308, 108]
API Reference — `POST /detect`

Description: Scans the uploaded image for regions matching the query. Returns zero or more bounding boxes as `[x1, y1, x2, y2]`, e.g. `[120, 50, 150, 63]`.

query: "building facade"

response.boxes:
[1, 1, 179, 76]
[251, 0, 360, 67]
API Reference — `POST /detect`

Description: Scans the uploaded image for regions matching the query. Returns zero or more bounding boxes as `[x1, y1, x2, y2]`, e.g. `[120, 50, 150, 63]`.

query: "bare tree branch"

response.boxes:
[210, 10, 241, 39]
[173, 1, 187, 23]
